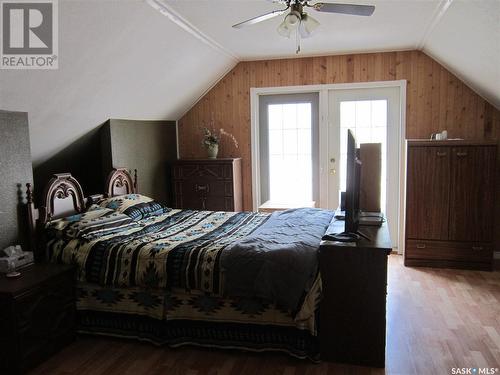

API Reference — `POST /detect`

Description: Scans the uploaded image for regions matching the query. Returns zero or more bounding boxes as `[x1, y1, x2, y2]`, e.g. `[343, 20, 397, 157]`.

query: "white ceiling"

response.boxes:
[163, 0, 500, 107]
[167, 0, 440, 59]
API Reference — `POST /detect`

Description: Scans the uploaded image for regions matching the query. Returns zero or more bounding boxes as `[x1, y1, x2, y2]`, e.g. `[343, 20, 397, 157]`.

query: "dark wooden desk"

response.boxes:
[319, 219, 392, 367]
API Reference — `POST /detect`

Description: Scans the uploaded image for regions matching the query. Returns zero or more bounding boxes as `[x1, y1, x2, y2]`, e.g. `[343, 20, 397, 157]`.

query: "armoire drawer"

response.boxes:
[405, 240, 492, 263]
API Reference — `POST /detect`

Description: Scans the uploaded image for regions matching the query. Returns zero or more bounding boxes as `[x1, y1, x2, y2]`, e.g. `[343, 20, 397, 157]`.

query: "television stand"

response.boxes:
[319, 218, 392, 367]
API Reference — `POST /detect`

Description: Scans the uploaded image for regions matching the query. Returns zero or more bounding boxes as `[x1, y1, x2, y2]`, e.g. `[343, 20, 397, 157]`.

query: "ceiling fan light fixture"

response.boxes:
[277, 10, 301, 38]
[299, 13, 320, 38]
[231, 1, 375, 53]
[277, 19, 292, 38]
[285, 11, 301, 27]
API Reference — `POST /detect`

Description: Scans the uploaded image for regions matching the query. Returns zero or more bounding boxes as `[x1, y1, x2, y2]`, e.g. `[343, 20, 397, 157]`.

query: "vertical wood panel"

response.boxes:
[406, 146, 451, 240]
[178, 50, 500, 212]
[448, 146, 497, 242]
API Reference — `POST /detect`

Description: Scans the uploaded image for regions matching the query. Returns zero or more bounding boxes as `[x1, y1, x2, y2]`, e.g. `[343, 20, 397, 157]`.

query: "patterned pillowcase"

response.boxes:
[45, 206, 136, 240]
[122, 201, 168, 221]
[98, 194, 169, 220]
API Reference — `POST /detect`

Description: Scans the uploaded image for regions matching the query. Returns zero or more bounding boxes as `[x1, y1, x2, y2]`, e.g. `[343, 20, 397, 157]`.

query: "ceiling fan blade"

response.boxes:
[311, 3, 375, 16]
[232, 8, 289, 29]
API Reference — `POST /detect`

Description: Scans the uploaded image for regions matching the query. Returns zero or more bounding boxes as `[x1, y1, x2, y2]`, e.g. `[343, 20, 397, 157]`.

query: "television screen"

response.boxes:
[345, 129, 362, 234]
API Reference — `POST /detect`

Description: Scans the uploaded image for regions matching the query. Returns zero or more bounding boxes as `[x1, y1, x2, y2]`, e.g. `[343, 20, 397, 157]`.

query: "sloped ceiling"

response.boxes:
[0, 0, 236, 166]
[423, 0, 500, 109]
[164, 0, 499, 108]
[0, 0, 498, 167]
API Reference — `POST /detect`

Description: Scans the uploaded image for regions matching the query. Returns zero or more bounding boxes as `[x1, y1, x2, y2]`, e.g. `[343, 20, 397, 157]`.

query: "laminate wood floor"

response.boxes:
[30, 255, 500, 375]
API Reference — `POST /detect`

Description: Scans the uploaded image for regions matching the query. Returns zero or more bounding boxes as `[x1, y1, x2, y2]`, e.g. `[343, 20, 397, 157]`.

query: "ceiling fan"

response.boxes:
[232, 0, 375, 54]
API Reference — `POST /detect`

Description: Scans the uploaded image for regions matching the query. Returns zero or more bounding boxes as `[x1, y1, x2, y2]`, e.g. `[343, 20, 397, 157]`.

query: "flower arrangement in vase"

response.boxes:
[202, 127, 238, 159]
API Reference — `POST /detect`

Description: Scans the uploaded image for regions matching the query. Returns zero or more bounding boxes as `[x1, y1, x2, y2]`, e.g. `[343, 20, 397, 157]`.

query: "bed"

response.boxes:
[26, 168, 332, 361]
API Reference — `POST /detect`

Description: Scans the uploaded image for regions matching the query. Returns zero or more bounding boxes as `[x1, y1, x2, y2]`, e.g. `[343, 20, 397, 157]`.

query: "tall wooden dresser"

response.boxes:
[172, 158, 242, 211]
[405, 140, 497, 270]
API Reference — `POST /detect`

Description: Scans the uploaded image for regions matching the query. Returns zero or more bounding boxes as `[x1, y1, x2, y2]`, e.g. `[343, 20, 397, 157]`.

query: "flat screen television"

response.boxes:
[322, 129, 369, 242]
[344, 129, 362, 234]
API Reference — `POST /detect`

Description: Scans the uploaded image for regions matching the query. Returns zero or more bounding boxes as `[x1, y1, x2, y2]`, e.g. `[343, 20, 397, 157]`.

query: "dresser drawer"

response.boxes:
[174, 178, 234, 198]
[174, 195, 235, 211]
[15, 279, 75, 329]
[17, 302, 75, 371]
[173, 163, 233, 180]
[405, 240, 492, 263]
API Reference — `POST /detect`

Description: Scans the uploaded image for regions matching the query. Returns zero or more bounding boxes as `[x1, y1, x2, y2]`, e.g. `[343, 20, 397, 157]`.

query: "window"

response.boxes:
[268, 103, 312, 203]
[339, 99, 387, 211]
[259, 93, 319, 207]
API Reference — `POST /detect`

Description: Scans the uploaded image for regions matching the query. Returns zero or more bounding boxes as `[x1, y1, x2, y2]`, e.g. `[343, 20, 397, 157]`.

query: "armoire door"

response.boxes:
[406, 146, 451, 240]
[449, 146, 496, 242]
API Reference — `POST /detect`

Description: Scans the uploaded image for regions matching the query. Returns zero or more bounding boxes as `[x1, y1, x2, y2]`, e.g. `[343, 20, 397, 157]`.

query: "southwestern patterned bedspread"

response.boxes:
[46, 196, 333, 312]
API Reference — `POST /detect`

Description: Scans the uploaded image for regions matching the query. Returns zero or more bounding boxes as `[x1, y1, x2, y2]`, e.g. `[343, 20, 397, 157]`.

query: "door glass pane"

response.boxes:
[268, 102, 312, 203]
[339, 100, 387, 212]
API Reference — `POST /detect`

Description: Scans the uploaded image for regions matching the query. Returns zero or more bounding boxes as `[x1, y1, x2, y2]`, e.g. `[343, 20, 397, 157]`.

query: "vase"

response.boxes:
[206, 144, 219, 159]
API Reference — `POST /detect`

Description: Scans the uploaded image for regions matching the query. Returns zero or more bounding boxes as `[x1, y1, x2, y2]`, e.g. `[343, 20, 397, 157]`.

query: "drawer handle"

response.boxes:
[456, 152, 468, 157]
[436, 152, 447, 157]
[472, 246, 483, 251]
[195, 184, 210, 193]
[416, 244, 426, 249]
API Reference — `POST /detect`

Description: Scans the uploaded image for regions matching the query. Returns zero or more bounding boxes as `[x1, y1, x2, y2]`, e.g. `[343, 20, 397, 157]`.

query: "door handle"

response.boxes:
[329, 158, 336, 175]
[472, 246, 483, 251]
[456, 152, 468, 157]
[416, 244, 426, 249]
[436, 152, 447, 157]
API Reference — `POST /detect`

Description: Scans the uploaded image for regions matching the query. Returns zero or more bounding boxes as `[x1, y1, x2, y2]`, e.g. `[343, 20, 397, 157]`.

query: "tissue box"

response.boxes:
[0, 251, 34, 273]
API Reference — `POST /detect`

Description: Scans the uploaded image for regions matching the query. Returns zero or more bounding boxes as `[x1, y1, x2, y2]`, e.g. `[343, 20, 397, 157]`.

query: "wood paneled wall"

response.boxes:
[178, 50, 500, 211]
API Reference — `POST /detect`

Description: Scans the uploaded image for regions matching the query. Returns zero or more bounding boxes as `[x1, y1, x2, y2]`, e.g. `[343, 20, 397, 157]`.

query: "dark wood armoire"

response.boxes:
[405, 140, 497, 270]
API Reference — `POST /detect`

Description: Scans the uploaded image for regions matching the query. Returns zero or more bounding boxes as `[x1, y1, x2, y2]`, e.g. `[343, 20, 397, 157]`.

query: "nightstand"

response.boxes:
[0, 263, 76, 374]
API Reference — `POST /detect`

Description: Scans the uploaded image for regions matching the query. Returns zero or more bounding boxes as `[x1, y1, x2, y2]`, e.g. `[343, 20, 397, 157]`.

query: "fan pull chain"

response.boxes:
[295, 25, 301, 54]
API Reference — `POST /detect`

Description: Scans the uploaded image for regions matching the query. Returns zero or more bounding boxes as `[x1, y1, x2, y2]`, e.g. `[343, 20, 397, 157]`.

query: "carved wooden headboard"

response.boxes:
[26, 173, 86, 259]
[27, 173, 86, 226]
[105, 168, 137, 197]
[26, 169, 138, 258]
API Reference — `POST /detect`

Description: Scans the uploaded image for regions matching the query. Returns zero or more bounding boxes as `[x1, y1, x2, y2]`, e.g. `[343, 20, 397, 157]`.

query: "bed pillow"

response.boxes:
[45, 205, 136, 240]
[122, 201, 168, 221]
[98, 194, 168, 220]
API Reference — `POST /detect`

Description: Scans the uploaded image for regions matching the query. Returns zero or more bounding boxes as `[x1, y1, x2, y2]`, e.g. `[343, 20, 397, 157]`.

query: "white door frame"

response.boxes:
[250, 80, 407, 253]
